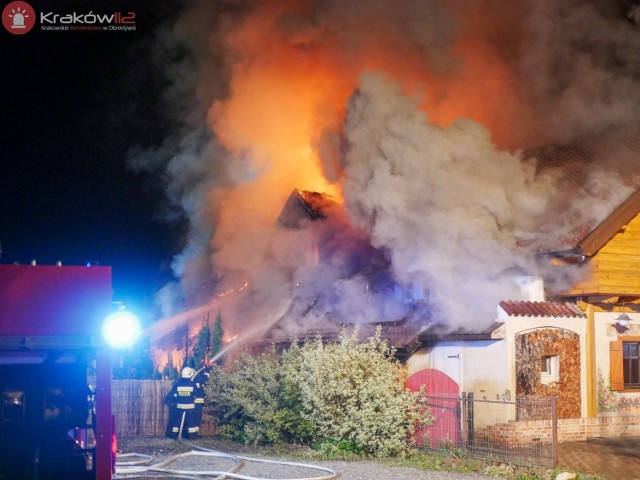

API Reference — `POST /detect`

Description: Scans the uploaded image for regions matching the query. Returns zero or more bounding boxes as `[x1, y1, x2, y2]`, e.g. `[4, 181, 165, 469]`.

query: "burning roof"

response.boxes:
[277, 189, 336, 228]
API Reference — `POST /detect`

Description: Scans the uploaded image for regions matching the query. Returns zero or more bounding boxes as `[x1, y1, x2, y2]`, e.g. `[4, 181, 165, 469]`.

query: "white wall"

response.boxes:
[461, 340, 509, 400]
[408, 312, 589, 418]
[594, 311, 640, 414]
[407, 339, 508, 399]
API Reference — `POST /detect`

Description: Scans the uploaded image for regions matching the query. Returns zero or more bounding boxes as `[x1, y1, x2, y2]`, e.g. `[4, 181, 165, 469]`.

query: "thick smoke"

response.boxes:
[518, 1, 640, 144]
[133, 0, 640, 338]
[341, 73, 558, 327]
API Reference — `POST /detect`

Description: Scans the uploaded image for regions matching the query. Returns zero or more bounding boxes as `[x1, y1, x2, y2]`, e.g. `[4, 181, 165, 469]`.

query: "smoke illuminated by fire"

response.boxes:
[133, 0, 640, 342]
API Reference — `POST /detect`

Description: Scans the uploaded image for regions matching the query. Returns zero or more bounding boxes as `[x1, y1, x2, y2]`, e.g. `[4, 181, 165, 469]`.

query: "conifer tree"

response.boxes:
[191, 315, 211, 370]
[211, 312, 224, 358]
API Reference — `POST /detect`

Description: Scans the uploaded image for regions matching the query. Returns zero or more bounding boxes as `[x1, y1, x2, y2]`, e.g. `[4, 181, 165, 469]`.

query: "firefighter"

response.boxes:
[190, 360, 212, 439]
[164, 367, 197, 440]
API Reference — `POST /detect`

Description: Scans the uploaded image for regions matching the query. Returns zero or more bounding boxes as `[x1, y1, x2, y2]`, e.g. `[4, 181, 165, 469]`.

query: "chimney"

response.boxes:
[516, 275, 545, 302]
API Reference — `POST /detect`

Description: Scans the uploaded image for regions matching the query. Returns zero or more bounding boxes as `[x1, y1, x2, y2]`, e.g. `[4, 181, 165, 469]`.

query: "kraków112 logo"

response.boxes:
[2, 1, 35, 35]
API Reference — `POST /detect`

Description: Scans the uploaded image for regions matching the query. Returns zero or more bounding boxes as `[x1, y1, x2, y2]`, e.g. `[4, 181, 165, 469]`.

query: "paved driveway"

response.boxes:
[558, 436, 640, 480]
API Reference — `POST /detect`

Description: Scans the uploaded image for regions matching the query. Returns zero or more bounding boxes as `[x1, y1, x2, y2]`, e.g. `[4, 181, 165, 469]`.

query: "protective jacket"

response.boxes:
[191, 365, 211, 438]
[165, 375, 197, 439]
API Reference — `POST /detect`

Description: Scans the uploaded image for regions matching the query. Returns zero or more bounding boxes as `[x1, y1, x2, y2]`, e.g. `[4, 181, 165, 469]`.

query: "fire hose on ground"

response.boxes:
[113, 435, 339, 480]
[113, 336, 337, 479]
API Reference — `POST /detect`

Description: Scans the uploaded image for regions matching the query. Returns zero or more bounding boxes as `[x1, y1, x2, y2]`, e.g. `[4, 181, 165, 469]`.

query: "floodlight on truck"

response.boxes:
[102, 308, 141, 349]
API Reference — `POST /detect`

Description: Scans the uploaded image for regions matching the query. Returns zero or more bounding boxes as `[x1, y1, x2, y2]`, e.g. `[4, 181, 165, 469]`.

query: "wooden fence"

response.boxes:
[111, 380, 216, 437]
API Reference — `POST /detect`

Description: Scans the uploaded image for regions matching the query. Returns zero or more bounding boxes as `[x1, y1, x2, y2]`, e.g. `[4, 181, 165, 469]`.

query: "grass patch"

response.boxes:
[382, 450, 605, 480]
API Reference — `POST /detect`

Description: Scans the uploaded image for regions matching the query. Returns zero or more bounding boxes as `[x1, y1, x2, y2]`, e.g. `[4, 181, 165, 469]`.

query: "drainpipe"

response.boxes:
[586, 303, 596, 417]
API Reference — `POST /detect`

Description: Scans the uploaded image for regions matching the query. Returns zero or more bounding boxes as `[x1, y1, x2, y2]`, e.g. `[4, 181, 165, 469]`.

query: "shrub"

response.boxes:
[283, 327, 430, 457]
[204, 327, 431, 457]
[189, 313, 225, 371]
[204, 349, 313, 444]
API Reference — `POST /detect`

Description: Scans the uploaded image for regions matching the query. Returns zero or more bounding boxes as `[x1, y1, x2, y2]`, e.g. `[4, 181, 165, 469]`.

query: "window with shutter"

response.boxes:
[610, 338, 640, 391]
[623, 341, 640, 388]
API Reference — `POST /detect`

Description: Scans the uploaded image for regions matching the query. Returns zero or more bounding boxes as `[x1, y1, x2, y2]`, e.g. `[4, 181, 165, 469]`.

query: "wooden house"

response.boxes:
[552, 188, 640, 417]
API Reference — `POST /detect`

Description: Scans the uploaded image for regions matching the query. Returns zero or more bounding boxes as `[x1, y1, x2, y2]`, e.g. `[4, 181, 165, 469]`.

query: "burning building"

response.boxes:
[138, 0, 640, 437]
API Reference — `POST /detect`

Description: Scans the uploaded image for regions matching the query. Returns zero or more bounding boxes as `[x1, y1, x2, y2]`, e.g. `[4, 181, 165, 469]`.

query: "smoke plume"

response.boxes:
[132, 0, 640, 338]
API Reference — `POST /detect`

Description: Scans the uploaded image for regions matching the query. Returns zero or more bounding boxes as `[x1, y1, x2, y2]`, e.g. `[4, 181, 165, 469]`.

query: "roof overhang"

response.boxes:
[418, 322, 505, 342]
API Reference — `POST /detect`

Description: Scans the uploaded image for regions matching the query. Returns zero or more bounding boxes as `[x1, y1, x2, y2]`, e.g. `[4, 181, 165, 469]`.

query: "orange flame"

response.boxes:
[209, 2, 530, 211]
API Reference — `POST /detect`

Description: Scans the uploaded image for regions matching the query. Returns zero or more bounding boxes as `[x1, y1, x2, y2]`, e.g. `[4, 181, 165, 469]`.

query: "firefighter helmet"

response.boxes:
[181, 367, 194, 378]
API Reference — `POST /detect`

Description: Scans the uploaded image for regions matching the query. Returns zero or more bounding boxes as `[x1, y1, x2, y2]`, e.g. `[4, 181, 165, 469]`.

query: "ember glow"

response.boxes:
[134, 0, 640, 340]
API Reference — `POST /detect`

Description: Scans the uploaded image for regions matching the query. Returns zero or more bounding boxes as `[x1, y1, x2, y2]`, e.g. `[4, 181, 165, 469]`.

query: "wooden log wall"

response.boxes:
[571, 213, 640, 296]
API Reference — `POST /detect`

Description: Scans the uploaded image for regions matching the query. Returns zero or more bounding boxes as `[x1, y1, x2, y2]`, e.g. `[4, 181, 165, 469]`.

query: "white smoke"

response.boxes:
[341, 73, 560, 327]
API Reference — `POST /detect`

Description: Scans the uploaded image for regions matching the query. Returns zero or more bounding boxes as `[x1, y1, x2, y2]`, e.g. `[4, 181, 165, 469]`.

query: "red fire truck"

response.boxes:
[0, 264, 117, 480]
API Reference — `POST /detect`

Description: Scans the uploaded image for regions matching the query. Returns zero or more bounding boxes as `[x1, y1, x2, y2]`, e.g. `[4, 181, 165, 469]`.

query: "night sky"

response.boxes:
[0, 1, 182, 319]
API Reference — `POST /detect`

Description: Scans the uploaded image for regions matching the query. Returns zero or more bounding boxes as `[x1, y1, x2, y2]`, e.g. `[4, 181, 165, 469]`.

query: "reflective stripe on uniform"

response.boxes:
[194, 398, 204, 404]
[177, 403, 195, 409]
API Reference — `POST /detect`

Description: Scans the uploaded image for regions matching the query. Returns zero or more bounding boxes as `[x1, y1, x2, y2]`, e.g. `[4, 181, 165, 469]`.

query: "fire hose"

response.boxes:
[113, 436, 339, 480]
[113, 339, 338, 479]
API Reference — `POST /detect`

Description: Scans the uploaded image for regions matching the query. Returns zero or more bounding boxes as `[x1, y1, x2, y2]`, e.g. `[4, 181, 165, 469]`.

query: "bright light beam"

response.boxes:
[102, 310, 141, 349]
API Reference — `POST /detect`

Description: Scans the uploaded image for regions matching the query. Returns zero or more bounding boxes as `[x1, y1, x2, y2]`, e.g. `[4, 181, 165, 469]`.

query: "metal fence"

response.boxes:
[415, 393, 557, 467]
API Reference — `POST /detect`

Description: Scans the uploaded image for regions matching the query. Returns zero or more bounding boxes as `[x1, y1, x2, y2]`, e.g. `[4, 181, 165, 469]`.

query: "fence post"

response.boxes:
[551, 396, 558, 466]
[467, 392, 474, 448]
[458, 393, 464, 452]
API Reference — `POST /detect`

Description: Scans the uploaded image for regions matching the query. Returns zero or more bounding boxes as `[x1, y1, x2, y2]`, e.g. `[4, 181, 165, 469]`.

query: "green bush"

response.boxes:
[283, 327, 430, 457]
[204, 327, 431, 457]
[204, 349, 313, 444]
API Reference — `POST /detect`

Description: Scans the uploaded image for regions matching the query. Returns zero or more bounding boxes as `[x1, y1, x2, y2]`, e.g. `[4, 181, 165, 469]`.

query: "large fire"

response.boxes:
[210, 1, 530, 190]
[143, 0, 640, 361]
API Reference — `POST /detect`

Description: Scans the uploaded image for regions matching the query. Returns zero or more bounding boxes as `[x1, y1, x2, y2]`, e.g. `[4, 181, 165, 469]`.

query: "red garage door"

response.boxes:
[406, 368, 460, 449]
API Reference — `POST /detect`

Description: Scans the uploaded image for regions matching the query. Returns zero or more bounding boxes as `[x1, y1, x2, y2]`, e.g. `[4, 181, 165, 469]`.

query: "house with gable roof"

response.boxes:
[274, 190, 588, 416]
[402, 134, 640, 437]
[271, 134, 640, 441]
[406, 299, 588, 421]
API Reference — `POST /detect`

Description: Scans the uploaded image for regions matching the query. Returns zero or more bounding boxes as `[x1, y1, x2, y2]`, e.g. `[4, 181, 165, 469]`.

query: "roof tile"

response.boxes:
[499, 300, 586, 318]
